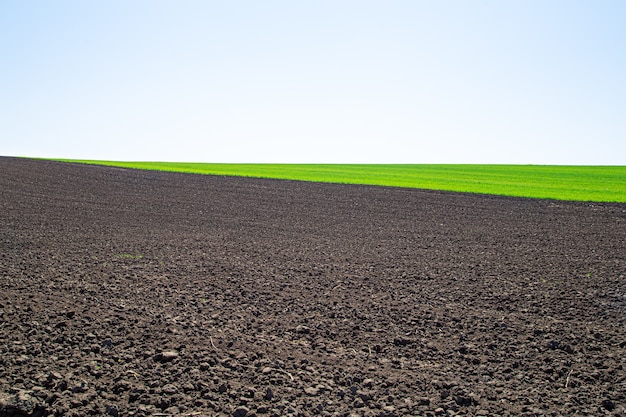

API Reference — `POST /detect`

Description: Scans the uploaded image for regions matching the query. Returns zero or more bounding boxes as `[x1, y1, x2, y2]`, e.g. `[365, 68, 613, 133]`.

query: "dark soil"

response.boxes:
[1, 156, 625, 417]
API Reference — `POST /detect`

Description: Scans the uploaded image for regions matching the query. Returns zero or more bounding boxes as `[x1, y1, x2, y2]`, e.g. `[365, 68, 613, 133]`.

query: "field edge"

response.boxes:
[38, 158, 626, 203]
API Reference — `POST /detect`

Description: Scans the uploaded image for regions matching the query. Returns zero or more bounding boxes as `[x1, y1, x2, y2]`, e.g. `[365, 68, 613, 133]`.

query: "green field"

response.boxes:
[55, 159, 626, 202]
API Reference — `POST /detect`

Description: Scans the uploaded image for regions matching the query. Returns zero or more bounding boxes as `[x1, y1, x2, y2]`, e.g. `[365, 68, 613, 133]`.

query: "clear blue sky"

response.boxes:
[2, 1, 625, 164]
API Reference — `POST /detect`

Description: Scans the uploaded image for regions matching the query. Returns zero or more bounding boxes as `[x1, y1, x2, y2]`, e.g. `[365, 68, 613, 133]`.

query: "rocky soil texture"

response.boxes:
[1, 157, 625, 417]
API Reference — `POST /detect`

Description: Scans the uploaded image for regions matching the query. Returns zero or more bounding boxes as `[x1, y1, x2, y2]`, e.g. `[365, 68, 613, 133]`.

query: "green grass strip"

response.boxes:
[54, 159, 625, 202]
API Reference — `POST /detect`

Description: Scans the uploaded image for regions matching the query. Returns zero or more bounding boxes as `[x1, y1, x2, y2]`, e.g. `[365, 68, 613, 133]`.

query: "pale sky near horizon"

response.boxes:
[1, 1, 625, 164]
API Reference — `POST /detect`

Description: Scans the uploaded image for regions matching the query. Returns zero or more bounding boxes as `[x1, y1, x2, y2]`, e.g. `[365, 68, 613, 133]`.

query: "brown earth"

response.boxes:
[1, 156, 625, 417]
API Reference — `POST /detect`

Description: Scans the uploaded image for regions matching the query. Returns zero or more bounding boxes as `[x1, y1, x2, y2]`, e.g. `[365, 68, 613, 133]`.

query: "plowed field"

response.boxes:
[1, 157, 625, 417]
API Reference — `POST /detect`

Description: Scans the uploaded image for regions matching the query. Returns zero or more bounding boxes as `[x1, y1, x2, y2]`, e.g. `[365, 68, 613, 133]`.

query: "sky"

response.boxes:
[1, 1, 625, 164]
